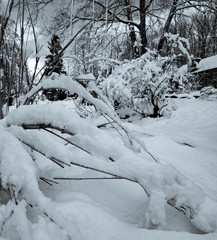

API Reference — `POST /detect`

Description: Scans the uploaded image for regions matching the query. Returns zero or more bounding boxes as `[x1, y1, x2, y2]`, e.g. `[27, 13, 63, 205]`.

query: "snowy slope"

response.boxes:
[136, 99, 217, 201]
[34, 98, 217, 240]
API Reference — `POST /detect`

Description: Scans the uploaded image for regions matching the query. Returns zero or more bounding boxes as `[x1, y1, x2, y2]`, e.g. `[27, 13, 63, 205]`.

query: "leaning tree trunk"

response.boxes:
[157, 0, 179, 53]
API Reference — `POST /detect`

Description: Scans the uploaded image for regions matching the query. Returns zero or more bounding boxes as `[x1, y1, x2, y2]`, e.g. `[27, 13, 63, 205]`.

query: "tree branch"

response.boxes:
[94, 0, 140, 29]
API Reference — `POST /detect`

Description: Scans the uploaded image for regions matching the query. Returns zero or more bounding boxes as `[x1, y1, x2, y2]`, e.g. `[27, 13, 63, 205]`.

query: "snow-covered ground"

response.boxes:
[34, 98, 217, 240]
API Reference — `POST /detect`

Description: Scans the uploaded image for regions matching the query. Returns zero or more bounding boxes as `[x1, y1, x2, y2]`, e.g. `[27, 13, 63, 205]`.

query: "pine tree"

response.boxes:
[44, 34, 66, 76]
[44, 34, 67, 101]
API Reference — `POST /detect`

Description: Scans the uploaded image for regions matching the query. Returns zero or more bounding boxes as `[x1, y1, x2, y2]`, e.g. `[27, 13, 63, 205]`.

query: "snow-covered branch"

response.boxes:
[3, 102, 217, 233]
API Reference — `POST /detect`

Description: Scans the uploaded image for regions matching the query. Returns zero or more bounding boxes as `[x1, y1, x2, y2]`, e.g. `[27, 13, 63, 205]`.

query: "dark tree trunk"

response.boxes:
[0, 90, 3, 119]
[199, 35, 207, 59]
[139, 0, 148, 55]
[212, 10, 217, 54]
[149, 105, 160, 118]
[124, 0, 138, 58]
[157, 0, 179, 53]
[129, 26, 138, 58]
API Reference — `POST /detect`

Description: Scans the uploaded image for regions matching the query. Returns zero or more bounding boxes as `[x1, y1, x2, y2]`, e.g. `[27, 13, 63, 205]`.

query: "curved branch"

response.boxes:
[21, 123, 115, 162]
[94, 0, 140, 29]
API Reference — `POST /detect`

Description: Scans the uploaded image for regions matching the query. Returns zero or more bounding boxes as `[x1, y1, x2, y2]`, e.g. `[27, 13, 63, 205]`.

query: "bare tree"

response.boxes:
[157, 0, 217, 54]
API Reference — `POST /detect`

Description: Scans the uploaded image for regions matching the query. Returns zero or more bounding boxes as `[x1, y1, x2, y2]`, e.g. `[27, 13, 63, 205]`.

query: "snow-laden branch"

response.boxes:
[3, 104, 217, 232]
[22, 74, 148, 155]
[4, 104, 148, 163]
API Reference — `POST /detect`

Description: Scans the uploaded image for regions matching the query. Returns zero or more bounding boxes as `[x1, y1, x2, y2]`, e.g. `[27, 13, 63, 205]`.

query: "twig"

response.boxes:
[69, 161, 135, 183]
[40, 178, 53, 186]
[97, 121, 115, 128]
[19, 139, 68, 168]
[22, 123, 75, 137]
[40, 177, 59, 186]
[146, 151, 159, 163]
[0, 210, 14, 236]
[69, 160, 151, 196]
[8, 184, 18, 205]
[100, 112, 123, 136]
[43, 212, 72, 240]
[43, 128, 91, 155]
[102, 112, 159, 163]
[21, 124, 115, 163]
[54, 177, 121, 181]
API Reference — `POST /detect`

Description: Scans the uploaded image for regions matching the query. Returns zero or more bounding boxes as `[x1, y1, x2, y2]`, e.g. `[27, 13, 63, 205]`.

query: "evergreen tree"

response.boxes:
[44, 34, 66, 76]
[44, 34, 67, 101]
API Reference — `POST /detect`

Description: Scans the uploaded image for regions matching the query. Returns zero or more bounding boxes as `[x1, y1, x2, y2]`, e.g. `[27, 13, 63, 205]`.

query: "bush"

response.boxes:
[99, 49, 185, 118]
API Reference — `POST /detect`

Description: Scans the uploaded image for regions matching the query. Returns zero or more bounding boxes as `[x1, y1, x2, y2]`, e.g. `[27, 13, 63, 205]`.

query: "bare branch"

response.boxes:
[19, 139, 69, 168]
[94, 0, 140, 29]
[54, 177, 122, 181]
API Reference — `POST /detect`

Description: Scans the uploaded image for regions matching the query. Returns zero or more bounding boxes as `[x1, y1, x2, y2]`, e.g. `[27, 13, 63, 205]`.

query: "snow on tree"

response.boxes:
[98, 50, 175, 118]
[0, 74, 217, 239]
[97, 35, 193, 119]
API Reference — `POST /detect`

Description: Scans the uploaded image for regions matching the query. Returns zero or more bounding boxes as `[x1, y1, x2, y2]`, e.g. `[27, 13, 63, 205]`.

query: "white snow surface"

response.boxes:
[1, 93, 217, 239]
[76, 73, 96, 81]
[0, 127, 83, 240]
[194, 55, 217, 73]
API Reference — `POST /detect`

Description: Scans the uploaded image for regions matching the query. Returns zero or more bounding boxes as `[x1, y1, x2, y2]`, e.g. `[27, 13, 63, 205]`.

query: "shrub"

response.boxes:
[99, 49, 185, 118]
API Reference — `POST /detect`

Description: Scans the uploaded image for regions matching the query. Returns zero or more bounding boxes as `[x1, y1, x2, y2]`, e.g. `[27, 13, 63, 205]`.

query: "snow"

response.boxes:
[178, 64, 188, 75]
[144, 190, 167, 228]
[194, 55, 217, 73]
[164, 33, 190, 58]
[0, 125, 83, 240]
[76, 73, 96, 81]
[0, 129, 40, 196]
[124, 98, 217, 230]
[23, 74, 149, 154]
[1, 86, 217, 238]
[23, 74, 116, 119]
[2, 99, 217, 233]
